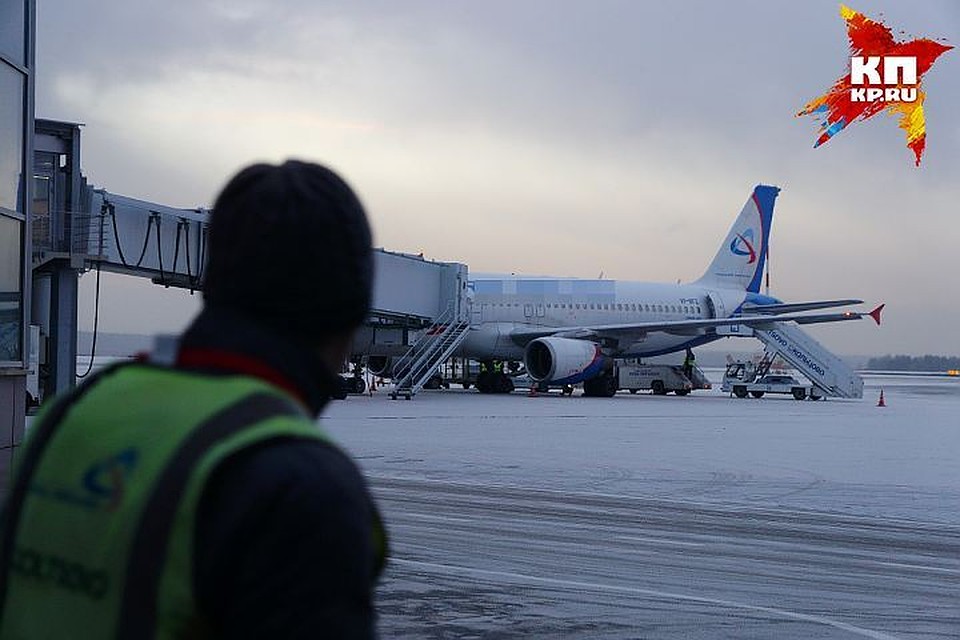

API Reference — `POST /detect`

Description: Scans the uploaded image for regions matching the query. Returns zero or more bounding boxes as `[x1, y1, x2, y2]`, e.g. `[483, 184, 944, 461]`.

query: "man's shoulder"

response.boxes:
[206, 436, 370, 508]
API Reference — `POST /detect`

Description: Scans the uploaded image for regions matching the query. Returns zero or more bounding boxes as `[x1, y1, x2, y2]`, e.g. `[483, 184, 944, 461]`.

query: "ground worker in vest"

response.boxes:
[0, 161, 388, 638]
[683, 348, 696, 379]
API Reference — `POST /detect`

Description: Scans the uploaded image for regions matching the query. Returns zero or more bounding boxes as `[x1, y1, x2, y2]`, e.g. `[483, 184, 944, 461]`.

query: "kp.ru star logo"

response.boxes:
[797, 5, 952, 166]
[730, 229, 757, 264]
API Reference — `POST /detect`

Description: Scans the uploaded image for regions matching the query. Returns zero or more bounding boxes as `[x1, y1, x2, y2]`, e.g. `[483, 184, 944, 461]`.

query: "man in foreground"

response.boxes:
[0, 160, 387, 638]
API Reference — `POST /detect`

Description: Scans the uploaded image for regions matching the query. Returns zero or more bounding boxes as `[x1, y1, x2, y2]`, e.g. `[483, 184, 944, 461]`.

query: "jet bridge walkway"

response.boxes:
[30, 122, 468, 401]
[719, 321, 863, 398]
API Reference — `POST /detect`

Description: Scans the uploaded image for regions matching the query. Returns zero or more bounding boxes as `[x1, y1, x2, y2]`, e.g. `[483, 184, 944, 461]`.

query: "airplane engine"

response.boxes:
[366, 355, 410, 378]
[524, 337, 608, 384]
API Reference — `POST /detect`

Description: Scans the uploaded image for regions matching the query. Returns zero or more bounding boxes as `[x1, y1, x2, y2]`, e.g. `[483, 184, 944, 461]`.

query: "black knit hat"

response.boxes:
[202, 160, 373, 341]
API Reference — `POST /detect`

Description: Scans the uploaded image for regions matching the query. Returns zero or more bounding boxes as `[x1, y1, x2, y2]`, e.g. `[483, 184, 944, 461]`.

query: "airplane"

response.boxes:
[370, 185, 882, 396]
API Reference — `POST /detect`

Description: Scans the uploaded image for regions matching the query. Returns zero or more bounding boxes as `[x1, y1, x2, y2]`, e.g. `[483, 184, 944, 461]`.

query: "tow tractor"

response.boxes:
[721, 353, 823, 400]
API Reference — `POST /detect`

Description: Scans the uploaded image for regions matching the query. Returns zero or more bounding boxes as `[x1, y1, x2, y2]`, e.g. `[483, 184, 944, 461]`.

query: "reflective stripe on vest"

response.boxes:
[0, 364, 342, 639]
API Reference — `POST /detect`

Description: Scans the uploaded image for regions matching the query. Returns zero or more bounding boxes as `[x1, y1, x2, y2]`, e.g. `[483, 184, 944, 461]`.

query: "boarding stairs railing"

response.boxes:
[390, 304, 471, 400]
[752, 322, 864, 398]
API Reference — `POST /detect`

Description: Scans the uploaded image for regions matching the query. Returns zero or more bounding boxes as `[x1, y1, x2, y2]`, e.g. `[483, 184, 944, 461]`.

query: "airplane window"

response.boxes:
[575, 304, 580, 309]
[632, 304, 637, 311]
[671, 305, 677, 313]
[617, 304, 622, 311]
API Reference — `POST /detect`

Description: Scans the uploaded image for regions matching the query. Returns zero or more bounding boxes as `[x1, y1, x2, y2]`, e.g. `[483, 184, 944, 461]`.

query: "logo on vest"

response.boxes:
[30, 447, 140, 512]
[82, 447, 139, 511]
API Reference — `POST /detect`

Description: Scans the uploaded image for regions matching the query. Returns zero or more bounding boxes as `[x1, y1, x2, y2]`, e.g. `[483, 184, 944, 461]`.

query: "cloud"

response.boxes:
[39, 0, 960, 355]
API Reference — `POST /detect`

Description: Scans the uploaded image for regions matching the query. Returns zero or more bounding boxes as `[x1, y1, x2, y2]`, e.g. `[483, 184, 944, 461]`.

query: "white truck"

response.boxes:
[617, 360, 712, 396]
[721, 359, 823, 400]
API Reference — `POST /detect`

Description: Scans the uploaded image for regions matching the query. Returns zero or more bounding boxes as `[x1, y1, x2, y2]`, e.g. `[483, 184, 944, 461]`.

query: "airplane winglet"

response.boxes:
[868, 304, 884, 326]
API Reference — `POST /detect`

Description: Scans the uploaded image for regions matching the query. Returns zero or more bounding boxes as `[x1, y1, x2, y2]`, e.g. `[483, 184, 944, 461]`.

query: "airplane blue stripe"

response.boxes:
[746, 185, 778, 294]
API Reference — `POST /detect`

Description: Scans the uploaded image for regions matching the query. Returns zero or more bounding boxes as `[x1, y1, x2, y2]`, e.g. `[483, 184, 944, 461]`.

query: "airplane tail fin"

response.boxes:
[695, 185, 779, 293]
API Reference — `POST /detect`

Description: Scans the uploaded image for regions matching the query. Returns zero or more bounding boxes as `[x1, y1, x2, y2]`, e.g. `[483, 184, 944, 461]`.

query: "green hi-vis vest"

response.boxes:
[0, 363, 383, 639]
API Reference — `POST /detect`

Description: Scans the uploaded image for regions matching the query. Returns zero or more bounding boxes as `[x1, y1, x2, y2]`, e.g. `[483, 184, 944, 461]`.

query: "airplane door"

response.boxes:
[470, 300, 483, 324]
[706, 292, 727, 319]
[536, 303, 545, 318]
[523, 303, 533, 318]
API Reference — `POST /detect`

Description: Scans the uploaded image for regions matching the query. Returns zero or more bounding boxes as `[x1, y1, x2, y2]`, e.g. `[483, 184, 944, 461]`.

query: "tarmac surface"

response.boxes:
[325, 373, 960, 639]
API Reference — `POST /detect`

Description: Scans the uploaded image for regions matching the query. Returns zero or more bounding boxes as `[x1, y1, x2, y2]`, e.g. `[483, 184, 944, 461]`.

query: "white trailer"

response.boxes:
[617, 361, 712, 396]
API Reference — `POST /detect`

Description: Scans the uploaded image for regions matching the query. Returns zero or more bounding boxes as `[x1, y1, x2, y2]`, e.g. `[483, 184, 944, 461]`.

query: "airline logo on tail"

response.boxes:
[730, 229, 757, 264]
[695, 184, 777, 294]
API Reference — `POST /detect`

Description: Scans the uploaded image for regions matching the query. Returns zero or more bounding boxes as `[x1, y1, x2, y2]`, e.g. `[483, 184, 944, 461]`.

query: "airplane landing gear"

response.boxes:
[583, 371, 618, 397]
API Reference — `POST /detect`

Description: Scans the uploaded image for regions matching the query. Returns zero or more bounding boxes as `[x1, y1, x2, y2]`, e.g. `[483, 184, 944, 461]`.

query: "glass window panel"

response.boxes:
[0, 1, 26, 67]
[32, 174, 51, 250]
[0, 64, 24, 212]
[0, 215, 22, 361]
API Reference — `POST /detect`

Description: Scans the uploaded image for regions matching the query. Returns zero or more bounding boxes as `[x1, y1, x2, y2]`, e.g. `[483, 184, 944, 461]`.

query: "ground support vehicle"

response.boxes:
[617, 361, 712, 396]
[721, 358, 823, 400]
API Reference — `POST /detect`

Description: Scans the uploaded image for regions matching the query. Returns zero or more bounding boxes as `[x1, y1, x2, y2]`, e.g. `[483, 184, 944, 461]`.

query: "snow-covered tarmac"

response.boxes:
[326, 373, 960, 639]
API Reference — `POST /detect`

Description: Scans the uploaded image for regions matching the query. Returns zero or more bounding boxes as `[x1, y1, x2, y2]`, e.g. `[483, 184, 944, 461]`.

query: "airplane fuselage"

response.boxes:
[457, 279, 754, 361]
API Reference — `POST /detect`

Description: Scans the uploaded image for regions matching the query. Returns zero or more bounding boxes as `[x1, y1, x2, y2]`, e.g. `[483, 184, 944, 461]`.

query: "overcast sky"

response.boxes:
[37, 1, 959, 356]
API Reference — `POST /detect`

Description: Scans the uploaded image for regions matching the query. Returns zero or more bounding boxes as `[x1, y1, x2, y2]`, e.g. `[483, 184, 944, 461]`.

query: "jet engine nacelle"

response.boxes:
[524, 337, 608, 384]
[366, 355, 409, 378]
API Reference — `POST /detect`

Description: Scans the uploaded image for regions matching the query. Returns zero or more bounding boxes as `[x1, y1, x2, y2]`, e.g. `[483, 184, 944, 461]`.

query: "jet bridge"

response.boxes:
[717, 321, 863, 398]
[30, 120, 468, 400]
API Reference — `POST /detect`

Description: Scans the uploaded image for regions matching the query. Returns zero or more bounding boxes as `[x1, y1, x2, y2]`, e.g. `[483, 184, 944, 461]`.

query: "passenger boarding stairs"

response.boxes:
[751, 322, 863, 398]
[390, 305, 471, 400]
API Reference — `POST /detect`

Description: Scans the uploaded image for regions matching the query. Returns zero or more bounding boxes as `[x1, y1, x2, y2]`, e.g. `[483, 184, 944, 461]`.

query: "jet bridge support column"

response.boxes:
[31, 120, 85, 401]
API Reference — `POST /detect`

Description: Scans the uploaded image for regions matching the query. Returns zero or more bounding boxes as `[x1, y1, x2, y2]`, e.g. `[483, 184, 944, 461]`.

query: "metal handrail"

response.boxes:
[392, 302, 472, 397]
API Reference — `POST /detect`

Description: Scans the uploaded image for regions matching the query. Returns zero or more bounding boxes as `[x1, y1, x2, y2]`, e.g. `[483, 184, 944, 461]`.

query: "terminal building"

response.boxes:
[0, 0, 34, 491]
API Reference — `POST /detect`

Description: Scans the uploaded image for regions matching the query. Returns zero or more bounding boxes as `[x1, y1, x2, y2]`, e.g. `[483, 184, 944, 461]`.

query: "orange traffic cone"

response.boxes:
[877, 389, 886, 407]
